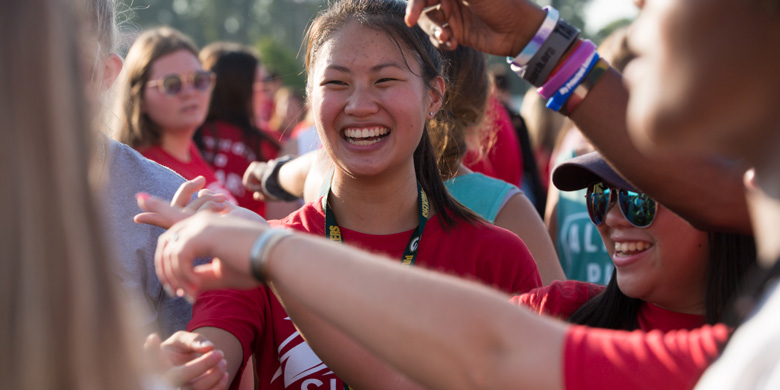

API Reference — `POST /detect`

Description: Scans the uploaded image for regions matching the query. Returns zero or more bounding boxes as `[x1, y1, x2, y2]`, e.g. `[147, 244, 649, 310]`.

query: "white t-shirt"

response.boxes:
[696, 280, 780, 389]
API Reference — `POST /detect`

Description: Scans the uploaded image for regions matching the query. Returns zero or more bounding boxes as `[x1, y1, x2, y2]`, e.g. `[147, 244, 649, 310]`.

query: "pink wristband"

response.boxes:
[537, 40, 596, 99]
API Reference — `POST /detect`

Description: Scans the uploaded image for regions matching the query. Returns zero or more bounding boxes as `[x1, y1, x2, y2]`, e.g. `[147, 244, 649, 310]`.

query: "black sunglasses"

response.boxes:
[585, 182, 657, 228]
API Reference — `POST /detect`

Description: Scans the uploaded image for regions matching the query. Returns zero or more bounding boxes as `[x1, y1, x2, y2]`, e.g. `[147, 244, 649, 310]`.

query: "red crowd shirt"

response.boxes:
[141, 142, 236, 203]
[463, 96, 524, 186]
[198, 121, 279, 216]
[189, 199, 542, 390]
[511, 280, 730, 390]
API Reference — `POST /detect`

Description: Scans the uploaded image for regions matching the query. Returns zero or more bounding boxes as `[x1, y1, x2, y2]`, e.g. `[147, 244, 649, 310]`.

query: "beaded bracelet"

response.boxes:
[537, 39, 596, 99]
[250, 228, 293, 282]
[546, 51, 600, 111]
[559, 58, 610, 116]
[507, 6, 559, 67]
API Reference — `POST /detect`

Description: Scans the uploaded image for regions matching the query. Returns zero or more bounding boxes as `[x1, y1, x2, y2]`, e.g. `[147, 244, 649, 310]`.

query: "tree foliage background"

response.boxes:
[122, 0, 616, 95]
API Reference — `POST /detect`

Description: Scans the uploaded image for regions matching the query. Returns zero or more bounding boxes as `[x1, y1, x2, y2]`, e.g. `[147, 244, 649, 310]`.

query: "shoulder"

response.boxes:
[104, 138, 184, 199]
[511, 281, 605, 319]
[269, 200, 324, 235]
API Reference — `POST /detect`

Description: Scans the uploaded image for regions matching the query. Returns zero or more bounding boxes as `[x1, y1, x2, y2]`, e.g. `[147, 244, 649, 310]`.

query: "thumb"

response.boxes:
[162, 331, 215, 354]
[144, 333, 163, 353]
[172, 176, 207, 208]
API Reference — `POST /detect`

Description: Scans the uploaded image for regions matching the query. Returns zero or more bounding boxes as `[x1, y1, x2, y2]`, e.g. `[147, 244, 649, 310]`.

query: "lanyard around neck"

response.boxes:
[321, 181, 430, 266]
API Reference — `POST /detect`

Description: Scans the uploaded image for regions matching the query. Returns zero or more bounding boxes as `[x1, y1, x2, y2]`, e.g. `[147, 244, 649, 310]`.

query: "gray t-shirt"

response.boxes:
[99, 137, 190, 337]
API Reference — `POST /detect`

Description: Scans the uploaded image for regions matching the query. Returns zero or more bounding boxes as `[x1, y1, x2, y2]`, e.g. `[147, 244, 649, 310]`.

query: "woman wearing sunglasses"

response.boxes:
[115, 27, 234, 201]
[514, 152, 755, 335]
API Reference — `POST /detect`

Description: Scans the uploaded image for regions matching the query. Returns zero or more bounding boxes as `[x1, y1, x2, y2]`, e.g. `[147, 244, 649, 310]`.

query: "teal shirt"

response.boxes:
[445, 173, 519, 224]
[556, 187, 612, 284]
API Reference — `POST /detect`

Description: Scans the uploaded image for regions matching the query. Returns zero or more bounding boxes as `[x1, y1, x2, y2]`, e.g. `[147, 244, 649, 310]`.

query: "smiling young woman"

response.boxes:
[169, 1, 543, 389]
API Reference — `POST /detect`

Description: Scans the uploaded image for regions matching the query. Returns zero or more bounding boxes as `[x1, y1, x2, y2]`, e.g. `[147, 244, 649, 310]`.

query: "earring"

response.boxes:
[429, 111, 435, 117]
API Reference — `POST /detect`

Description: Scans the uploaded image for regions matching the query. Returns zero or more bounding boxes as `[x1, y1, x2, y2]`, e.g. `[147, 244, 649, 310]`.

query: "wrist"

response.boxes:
[250, 228, 293, 282]
[261, 155, 299, 202]
[509, 5, 549, 58]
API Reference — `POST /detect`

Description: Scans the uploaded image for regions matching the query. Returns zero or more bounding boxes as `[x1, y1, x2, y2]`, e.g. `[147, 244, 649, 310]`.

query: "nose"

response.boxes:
[603, 199, 632, 228]
[344, 84, 379, 117]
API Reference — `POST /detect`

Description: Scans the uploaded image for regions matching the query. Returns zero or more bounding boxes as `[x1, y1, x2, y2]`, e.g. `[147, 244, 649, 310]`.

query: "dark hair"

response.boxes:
[428, 46, 490, 179]
[303, 0, 480, 229]
[195, 42, 279, 162]
[569, 232, 756, 329]
[115, 27, 200, 150]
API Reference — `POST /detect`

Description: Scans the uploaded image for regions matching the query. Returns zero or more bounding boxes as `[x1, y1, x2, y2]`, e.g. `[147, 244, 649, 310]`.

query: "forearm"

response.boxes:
[569, 69, 750, 233]
[266, 234, 567, 390]
[280, 293, 425, 390]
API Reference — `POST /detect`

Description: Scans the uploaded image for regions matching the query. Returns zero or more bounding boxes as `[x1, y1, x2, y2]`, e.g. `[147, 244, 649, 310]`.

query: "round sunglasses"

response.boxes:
[585, 182, 657, 228]
[146, 70, 215, 97]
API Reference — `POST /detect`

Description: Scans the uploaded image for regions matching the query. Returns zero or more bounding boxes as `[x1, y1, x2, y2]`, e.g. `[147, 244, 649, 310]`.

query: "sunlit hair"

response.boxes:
[0, 0, 144, 388]
[114, 27, 199, 150]
[303, 0, 480, 228]
[428, 46, 490, 179]
[196, 41, 278, 162]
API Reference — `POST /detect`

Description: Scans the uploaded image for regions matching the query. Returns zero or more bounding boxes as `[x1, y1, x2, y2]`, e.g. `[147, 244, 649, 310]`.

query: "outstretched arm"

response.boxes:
[138, 200, 567, 390]
[405, 0, 751, 234]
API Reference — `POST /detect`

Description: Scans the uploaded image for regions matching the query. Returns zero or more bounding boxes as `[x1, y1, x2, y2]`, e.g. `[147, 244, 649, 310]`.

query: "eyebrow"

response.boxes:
[325, 62, 406, 73]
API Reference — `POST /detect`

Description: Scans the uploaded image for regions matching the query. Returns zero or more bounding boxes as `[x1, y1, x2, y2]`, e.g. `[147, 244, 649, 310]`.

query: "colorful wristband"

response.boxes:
[518, 18, 580, 87]
[507, 6, 559, 67]
[250, 228, 293, 282]
[546, 51, 599, 111]
[537, 39, 596, 99]
[559, 58, 610, 116]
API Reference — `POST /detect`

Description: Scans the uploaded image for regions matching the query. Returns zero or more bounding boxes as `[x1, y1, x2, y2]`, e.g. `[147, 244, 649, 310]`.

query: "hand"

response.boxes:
[135, 176, 228, 229]
[136, 177, 267, 229]
[404, 0, 545, 56]
[144, 332, 229, 390]
[140, 198, 269, 296]
[243, 161, 272, 201]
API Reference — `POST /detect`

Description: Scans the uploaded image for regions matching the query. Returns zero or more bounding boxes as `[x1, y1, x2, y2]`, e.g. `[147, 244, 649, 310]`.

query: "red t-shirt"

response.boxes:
[197, 121, 279, 216]
[511, 280, 729, 390]
[141, 142, 236, 202]
[189, 199, 542, 390]
[463, 96, 524, 186]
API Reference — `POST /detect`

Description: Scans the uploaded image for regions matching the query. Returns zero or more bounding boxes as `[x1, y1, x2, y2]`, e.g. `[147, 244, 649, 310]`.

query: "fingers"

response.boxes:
[168, 350, 228, 390]
[242, 161, 267, 192]
[135, 193, 192, 229]
[184, 191, 228, 214]
[419, 6, 457, 50]
[162, 331, 216, 355]
[173, 177, 207, 208]
[405, 0, 441, 26]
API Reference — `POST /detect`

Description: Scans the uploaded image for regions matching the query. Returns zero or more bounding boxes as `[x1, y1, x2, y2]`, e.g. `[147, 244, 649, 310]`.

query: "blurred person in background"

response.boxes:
[115, 27, 235, 203]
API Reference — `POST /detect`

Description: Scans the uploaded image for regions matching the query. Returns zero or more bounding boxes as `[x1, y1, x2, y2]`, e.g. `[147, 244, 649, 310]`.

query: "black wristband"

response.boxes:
[261, 154, 300, 202]
[522, 18, 580, 87]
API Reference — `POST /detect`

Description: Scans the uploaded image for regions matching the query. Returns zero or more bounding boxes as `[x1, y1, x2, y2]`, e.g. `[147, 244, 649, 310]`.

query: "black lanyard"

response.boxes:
[324, 182, 429, 390]
[322, 181, 430, 266]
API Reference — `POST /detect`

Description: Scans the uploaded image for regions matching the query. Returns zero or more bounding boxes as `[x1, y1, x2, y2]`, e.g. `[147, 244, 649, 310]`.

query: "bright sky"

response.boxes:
[583, 0, 639, 34]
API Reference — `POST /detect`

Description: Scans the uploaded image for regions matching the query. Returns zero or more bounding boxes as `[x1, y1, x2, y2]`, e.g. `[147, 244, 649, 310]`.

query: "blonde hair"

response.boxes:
[0, 0, 144, 389]
[114, 27, 200, 150]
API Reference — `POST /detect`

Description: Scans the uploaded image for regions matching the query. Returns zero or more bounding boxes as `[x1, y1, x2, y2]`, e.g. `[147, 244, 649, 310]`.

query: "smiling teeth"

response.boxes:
[615, 241, 652, 254]
[344, 127, 389, 139]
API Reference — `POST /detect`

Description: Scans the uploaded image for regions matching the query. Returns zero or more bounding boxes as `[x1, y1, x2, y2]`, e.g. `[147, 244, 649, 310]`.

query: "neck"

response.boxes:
[159, 129, 196, 162]
[327, 163, 420, 235]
